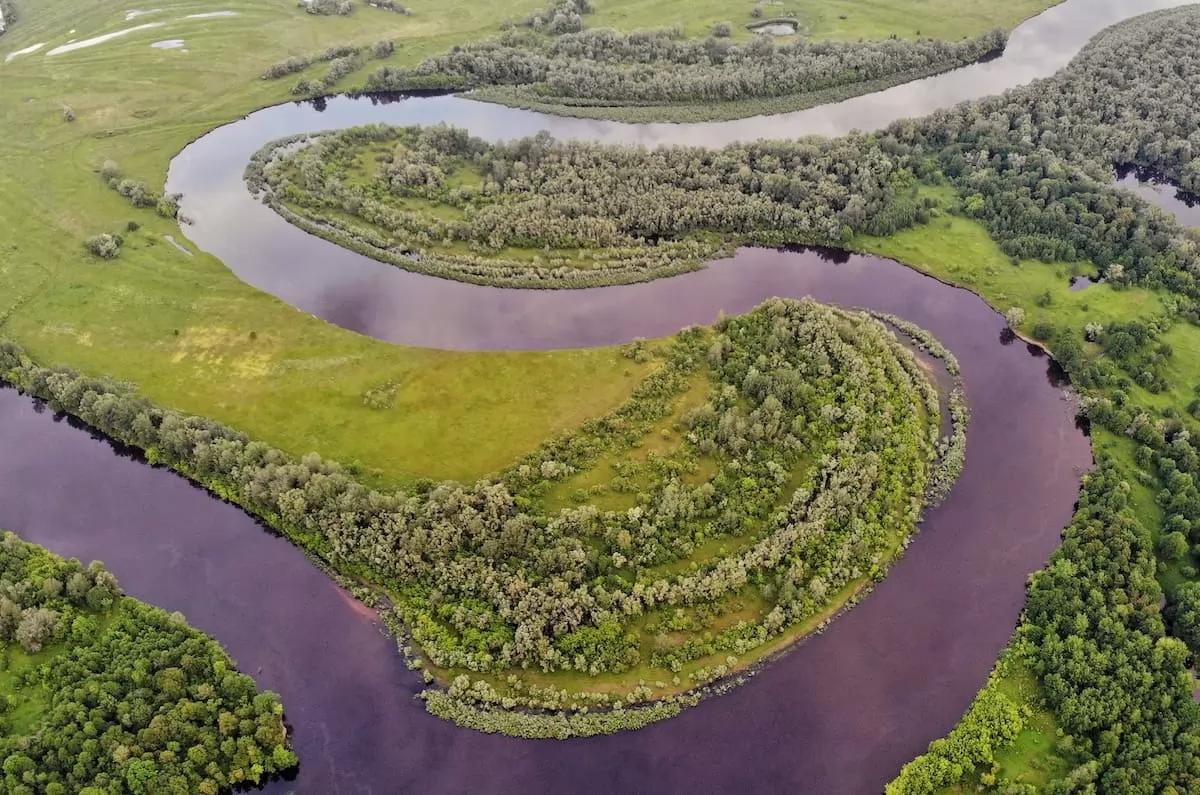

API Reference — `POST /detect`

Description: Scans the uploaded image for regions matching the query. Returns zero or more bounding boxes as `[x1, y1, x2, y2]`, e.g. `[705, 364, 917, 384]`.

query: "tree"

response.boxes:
[15, 607, 58, 652]
[1159, 531, 1189, 561]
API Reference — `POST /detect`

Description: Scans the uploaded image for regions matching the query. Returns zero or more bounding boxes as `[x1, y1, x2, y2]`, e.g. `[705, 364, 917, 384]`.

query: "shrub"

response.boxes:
[85, 233, 122, 259]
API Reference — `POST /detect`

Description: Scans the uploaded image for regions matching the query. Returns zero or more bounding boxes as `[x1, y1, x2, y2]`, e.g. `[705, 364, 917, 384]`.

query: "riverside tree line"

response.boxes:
[259, 3, 1200, 298]
[0, 533, 295, 793]
[889, 8, 1200, 792]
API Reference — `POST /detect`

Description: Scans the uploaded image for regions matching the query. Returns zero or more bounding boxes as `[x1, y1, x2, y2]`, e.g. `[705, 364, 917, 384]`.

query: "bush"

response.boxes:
[1032, 321, 1056, 340]
[85, 233, 122, 259]
[1158, 531, 1189, 561]
[301, 0, 354, 14]
[100, 160, 121, 185]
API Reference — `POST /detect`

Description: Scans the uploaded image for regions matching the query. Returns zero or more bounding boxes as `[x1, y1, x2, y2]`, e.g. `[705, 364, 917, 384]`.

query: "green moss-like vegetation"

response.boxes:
[0, 531, 295, 793]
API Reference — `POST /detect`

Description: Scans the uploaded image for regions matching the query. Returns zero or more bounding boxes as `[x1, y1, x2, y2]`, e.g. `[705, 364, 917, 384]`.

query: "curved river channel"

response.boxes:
[3, 0, 1188, 791]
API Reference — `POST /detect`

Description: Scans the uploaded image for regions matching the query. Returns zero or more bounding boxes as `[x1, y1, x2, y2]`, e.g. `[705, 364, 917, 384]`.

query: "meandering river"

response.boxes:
[6, 0, 1185, 791]
[0, 246, 1093, 793]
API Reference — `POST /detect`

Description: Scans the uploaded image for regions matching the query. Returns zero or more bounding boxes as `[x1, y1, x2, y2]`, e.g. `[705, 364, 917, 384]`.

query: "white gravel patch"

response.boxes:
[46, 23, 165, 56]
[5, 42, 46, 63]
[151, 38, 186, 49]
[184, 10, 238, 18]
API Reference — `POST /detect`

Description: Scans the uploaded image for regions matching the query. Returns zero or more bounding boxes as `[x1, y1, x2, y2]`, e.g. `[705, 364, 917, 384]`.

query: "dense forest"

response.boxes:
[891, 458, 1200, 793]
[0, 298, 961, 734]
[0, 532, 295, 793]
[246, 124, 931, 287]
[364, 0, 1007, 120]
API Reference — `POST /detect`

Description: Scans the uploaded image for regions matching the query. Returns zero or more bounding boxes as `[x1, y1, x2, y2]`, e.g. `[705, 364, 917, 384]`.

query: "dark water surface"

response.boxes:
[0, 248, 1093, 793]
[1116, 164, 1200, 228]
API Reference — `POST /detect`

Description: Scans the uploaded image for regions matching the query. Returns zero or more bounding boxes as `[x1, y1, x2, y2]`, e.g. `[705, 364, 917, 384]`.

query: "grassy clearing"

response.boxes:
[0, 645, 54, 735]
[936, 661, 1071, 793]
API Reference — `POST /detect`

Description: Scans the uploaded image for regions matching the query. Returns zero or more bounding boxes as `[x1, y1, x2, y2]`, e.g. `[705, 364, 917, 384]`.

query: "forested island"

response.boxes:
[245, 123, 931, 287]
[0, 532, 295, 793]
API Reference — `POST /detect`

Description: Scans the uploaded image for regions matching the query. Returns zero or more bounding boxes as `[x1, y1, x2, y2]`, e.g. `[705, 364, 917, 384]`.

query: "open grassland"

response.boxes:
[0, 0, 1059, 485]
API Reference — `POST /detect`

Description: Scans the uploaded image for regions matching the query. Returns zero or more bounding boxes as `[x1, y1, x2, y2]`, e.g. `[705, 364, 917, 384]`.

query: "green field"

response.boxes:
[0, 0, 661, 485]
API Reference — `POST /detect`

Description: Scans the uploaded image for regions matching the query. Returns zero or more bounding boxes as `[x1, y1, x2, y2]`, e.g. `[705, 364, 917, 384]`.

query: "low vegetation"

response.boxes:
[0, 532, 295, 793]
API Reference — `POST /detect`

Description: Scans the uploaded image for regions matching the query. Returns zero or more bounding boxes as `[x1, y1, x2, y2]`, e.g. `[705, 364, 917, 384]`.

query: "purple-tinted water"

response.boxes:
[0, 247, 1092, 793]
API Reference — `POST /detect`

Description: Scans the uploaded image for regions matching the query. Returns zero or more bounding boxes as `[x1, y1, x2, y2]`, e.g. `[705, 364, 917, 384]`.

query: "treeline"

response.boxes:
[302, 0, 411, 13]
[0, 297, 958, 731]
[365, 13, 1005, 113]
[248, 123, 933, 287]
[263, 41, 396, 95]
[0, 532, 296, 792]
[301, 0, 353, 16]
[271, 7, 1200, 292]
[892, 461, 1200, 793]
